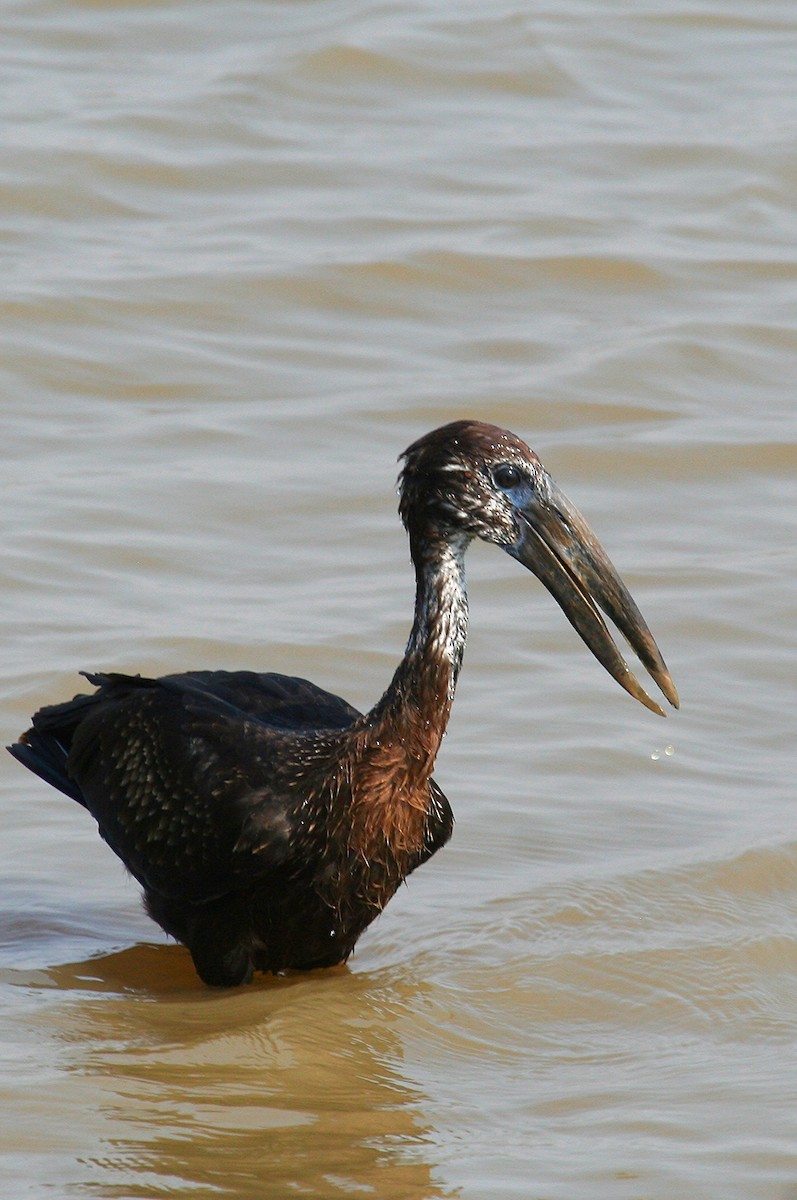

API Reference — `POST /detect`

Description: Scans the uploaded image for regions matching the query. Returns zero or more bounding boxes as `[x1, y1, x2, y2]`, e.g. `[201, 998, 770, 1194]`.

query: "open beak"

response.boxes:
[506, 476, 679, 717]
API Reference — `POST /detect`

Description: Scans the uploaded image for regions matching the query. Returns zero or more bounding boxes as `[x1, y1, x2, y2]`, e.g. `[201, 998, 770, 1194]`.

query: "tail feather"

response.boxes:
[7, 683, 108, 807]
[8, 732, 86, 806]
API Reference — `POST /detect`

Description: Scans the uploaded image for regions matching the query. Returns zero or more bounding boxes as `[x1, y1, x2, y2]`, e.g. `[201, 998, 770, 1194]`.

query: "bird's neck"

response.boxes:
[328, 528, 466, 883]
[364, 529, 470, 781]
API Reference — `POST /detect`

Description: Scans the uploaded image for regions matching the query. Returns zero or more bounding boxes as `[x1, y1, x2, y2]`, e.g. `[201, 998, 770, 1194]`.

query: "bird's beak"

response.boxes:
[505, 477, 679, 717]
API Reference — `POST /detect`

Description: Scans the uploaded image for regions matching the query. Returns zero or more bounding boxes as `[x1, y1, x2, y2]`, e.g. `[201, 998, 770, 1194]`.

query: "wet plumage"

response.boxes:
[9, 421, 678, 986]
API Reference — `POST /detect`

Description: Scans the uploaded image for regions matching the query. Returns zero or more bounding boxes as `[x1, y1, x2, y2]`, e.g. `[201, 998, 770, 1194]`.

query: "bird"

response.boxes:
[9, 420, 678, 987]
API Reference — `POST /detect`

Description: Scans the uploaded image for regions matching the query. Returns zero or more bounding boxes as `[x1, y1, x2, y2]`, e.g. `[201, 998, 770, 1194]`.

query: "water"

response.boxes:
[2, 1, 797, 1197]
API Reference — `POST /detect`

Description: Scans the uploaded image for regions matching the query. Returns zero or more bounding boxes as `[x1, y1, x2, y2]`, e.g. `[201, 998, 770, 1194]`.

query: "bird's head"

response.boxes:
[399, 420, 679, 716]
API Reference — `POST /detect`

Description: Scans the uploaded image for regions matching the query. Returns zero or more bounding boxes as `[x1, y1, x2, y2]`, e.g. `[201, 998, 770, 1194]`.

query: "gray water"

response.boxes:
[2, 2, 797, 1197]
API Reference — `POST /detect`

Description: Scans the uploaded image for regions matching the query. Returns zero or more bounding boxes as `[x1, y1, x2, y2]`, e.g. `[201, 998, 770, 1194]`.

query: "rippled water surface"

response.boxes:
[2, 2, 797, 1197]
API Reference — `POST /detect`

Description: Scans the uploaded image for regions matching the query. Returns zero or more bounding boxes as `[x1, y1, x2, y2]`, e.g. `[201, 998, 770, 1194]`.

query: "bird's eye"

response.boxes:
[492, 463, 523, 490]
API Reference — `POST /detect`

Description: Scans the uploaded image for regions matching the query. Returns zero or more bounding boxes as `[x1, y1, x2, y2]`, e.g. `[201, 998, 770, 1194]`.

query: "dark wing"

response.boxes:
[10, 670, 361, 904]
[156, 669, 361, 731]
